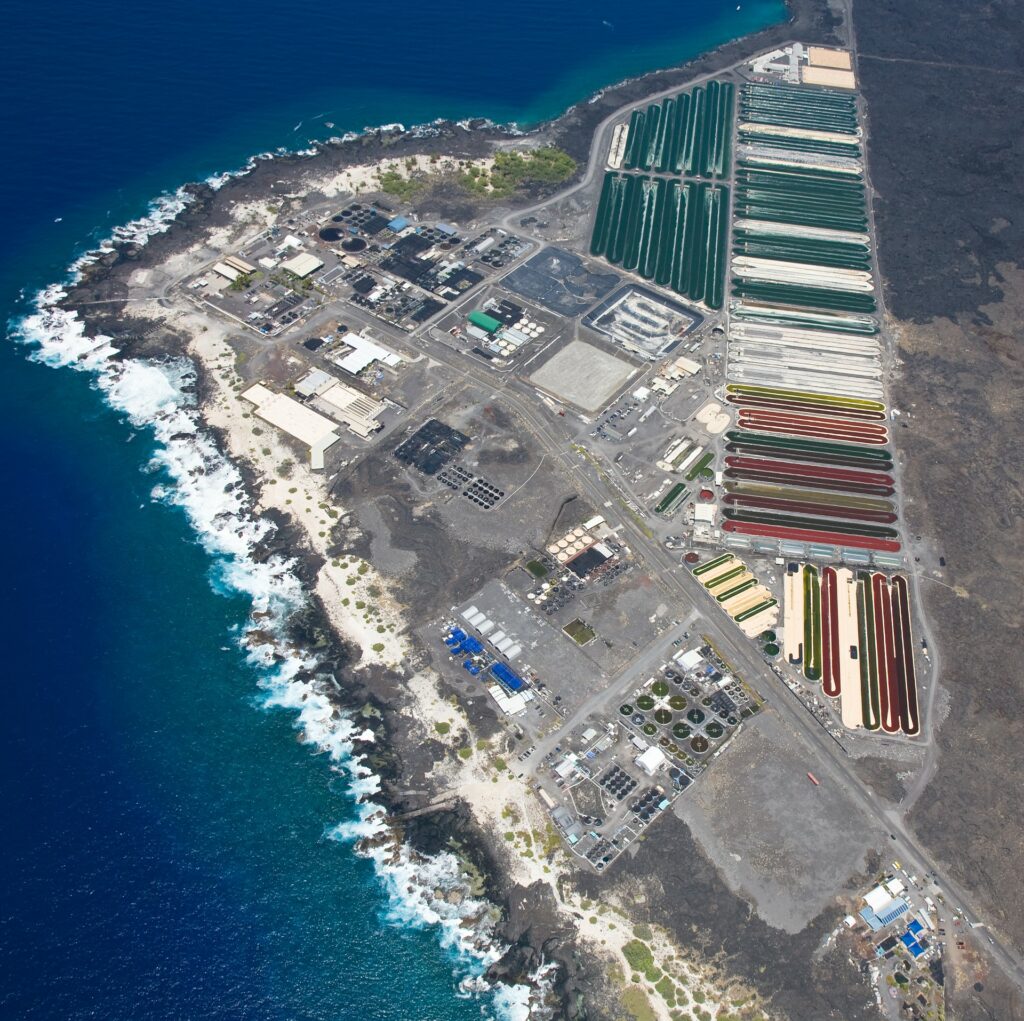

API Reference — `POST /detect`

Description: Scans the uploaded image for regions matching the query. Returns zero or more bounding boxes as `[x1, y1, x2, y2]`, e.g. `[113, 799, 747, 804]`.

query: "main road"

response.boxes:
[402, 87, 1024, 986]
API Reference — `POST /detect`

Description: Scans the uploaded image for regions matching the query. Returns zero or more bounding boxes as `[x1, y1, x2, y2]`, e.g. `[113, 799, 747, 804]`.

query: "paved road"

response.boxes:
[414, 55, 1024, 987]
[144, 28, 1023, 988]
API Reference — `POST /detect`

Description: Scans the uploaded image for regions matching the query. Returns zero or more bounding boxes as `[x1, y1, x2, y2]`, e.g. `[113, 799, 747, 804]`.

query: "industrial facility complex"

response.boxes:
[175, 40, 931, 891]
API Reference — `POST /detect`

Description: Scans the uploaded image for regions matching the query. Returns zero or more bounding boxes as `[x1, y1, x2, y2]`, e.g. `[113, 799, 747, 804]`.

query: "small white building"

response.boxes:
[294, 368, 335, 399]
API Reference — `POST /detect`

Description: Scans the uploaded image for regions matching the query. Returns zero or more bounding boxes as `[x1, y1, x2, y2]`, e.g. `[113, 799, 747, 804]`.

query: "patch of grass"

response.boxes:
[434, 722, 451, 736]
[620, 986, 658, 1021]
[493, 756, 507, 771]
[654, 975, 677, 1007]
[461, 147, 576, 198]
[370, 642, 384, 653]
[457, 747, 472, 760]
[633, 923, 653, 941]
[562, 617, 597, 646]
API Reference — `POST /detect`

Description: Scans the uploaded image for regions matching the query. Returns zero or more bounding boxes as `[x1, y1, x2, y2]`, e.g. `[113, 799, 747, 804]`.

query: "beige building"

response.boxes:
[241, 383, 340, 469]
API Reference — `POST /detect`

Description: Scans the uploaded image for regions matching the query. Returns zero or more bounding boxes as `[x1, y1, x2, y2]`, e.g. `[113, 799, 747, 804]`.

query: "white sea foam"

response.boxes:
[11, 130, 555, 1015]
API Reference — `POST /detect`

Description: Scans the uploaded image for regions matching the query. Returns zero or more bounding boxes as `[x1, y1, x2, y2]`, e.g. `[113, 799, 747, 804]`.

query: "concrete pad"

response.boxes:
[529, 340, 636, 412]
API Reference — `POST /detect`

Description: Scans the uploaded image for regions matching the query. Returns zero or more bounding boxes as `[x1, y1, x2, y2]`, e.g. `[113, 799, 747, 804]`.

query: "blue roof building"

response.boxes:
[491, 662, 526, 692]
[387, 216, 409, 232]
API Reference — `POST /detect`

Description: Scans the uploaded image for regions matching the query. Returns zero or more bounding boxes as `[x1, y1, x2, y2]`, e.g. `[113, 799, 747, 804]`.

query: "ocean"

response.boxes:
[0, 1, 784, 1018]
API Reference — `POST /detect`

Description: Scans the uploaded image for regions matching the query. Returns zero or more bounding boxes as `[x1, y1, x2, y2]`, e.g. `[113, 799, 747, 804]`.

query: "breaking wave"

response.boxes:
[10, 138, 550, 1018]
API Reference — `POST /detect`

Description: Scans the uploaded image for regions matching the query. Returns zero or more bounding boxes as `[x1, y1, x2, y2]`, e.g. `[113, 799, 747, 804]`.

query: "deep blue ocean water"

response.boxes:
[0, 2, 783, 1017]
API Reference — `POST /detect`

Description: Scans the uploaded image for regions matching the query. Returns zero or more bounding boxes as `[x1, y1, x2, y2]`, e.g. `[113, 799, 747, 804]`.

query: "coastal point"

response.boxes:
[18, 0, 1024, 1018]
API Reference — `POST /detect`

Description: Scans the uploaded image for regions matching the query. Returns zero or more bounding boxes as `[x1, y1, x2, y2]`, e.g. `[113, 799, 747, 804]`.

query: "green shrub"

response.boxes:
[622, 940, 655, 974]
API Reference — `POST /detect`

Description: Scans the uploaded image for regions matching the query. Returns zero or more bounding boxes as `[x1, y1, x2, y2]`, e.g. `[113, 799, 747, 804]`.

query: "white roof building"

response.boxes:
[280, 252, 324, 278]
[331, 333, 404, 376]
[241, 384, 339, 469]
[294, 368, 335, 399]
[212, 261, 241, 282]
[315, 381, 387, 439]
[635, 746, 667, 776]
[863, 885, 893, 913]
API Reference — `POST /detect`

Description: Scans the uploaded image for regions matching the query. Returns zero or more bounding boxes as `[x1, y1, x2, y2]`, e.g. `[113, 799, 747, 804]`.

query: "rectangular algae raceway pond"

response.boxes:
[591, 78, 735, 309]
[590, 173, 729, 308]
[622, 80, 735, 177]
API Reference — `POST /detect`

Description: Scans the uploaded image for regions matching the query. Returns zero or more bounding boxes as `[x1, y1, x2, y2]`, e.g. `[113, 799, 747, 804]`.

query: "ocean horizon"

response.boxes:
[0, 2, 785, 1018]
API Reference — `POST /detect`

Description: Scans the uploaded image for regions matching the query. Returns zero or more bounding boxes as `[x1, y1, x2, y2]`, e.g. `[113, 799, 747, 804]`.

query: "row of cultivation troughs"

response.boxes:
[594, 78, 737, 309]
[690, 552, 778, 638]
[723, 64, 904, 558]
[783, 563, 919, 735]
[719, 384, 901, 553]
[621, 80, 735, 178]
[591, 174, 728, 308]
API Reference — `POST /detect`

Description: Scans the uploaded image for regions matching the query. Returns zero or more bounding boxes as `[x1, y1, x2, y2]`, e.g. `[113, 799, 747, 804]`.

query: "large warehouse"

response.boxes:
[241, 383, 340, 468]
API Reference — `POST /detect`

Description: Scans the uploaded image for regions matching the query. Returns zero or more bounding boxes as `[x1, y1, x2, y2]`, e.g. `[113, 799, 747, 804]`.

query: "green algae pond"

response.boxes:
[591, 172, 728, 308]
[623, 79, 735, 177]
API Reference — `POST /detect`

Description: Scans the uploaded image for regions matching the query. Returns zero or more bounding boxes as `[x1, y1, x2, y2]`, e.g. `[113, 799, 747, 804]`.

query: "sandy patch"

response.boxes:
[694, 400, 731, 434]
[304, 154, 495, 199]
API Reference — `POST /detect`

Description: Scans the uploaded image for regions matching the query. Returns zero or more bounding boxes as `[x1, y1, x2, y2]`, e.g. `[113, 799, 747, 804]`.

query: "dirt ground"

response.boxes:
[856, 0, 1024, 977]
[679, 711, 885, 933]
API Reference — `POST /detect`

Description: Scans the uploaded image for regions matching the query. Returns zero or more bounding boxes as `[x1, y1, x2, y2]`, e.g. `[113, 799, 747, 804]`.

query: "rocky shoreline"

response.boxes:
[38, 1, 859, 1017]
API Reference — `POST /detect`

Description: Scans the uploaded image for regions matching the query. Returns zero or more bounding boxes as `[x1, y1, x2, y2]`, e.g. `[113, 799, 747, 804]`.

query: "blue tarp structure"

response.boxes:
[445, 627, 467, 647]
[491, 662, 525, 692]
[908, 919, 924, 936]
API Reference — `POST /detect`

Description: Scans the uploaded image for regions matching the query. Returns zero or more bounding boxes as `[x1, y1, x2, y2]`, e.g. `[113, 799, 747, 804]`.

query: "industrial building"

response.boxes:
[295, 369, 387, 439]
[211, 254, 256, 282]
[329, 333, 404, 376]
[859, 880, 911, 931]
[280, 252, 324, 278]
[241, 383, 340, 469]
